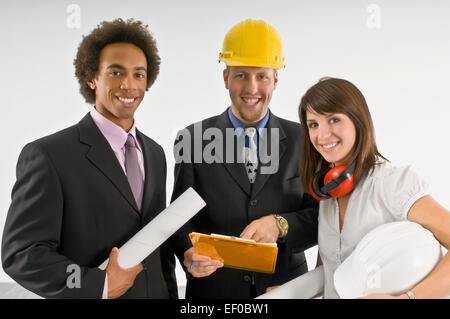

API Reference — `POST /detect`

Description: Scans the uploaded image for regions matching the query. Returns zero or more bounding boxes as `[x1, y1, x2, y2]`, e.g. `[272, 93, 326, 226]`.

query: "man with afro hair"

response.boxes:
[2, 18, 177, 299]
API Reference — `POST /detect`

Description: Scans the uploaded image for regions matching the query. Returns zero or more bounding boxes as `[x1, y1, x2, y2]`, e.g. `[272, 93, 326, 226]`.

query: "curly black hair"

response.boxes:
[74, 18, 160, 104]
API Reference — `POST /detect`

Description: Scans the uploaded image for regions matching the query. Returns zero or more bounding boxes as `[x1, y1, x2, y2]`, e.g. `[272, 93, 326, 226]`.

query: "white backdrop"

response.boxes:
[1, 0, 449, 287]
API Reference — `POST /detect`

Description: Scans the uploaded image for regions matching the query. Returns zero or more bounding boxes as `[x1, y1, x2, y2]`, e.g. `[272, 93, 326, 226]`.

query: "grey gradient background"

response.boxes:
[0, 0, 449, 293]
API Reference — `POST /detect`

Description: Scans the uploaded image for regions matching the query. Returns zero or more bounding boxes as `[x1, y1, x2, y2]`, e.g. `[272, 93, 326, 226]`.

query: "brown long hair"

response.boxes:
[298, 77, 387, 192]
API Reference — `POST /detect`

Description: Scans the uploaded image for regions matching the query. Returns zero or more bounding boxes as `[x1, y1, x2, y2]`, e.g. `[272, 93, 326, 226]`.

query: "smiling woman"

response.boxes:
[298, 77, 386, 192]
[296, 77, 450, 299]
[305, 111, 356, 166]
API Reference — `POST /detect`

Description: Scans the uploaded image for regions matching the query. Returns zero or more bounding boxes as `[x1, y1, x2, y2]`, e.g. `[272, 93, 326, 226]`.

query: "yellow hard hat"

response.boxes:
[219, 19, 285, 69]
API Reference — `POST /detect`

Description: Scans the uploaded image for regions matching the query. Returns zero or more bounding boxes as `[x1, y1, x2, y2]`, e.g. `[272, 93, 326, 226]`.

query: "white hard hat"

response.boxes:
[334, 221, 442, 299]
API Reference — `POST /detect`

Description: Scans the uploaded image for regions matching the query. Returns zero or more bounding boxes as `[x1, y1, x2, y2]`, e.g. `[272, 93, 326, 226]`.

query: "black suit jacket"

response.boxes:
[1, 113, 177, 299]
[171, 109, 319, 299]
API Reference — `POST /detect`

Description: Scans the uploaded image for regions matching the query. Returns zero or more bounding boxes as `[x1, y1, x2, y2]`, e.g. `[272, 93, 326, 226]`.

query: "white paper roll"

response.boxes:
[99, 187, 206, 270]
[256, 265, 324, 299]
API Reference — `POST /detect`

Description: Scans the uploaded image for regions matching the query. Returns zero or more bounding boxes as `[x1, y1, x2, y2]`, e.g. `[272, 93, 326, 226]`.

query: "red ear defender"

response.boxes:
[309, 162, 356, 201]
[309, 183, 326, 201]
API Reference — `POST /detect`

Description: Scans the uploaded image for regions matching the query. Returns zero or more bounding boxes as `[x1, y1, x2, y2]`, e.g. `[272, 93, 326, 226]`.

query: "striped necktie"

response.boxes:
[244, 127, 258, 183]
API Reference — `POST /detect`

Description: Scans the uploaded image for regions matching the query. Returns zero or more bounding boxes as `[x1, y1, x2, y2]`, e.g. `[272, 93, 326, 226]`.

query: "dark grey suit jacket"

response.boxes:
[1, 113, 177, 299]
[171, 109, 319, 299]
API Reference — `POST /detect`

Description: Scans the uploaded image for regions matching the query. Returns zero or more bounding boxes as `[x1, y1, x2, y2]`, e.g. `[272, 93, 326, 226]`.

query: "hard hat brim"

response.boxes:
[219, 58, 285, 70]
[334, 221, 442, 299]
[334, 255, 366, 299]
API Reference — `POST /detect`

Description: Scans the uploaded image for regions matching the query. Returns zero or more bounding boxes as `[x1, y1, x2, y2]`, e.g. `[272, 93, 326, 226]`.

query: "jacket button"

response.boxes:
[250, 199, 258, 206]
[243, 275, 251, 282]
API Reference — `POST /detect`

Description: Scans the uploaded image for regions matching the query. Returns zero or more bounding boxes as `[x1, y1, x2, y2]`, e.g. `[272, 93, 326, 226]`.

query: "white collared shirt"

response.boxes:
[318, 160, 430, 299]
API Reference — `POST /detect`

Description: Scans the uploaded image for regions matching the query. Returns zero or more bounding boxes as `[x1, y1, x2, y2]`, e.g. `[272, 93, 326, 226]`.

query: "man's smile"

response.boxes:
[241, 96, 261, 106]
[115, 95, 139, 107]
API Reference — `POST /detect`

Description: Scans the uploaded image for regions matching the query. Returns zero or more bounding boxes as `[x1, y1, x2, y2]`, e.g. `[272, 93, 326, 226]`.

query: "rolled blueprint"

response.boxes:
[256, 265, 324, 299]
[99, 187, 206, 270]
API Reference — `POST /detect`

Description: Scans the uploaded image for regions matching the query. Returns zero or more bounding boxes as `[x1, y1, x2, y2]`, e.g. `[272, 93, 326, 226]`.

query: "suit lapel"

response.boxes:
[136, 130, 157, 218]
[78, 114, 140, 215]
[251, 112, 287, 197]
[215, 111, 252, 196]
[214, 110, 288, 197]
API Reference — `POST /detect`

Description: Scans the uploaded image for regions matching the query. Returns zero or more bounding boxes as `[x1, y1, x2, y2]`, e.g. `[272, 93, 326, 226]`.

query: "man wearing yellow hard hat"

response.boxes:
[171, 19, 319, 299]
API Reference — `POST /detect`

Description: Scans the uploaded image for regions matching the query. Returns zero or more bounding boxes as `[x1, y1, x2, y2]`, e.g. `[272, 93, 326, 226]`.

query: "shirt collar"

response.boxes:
[227, 106, 270, 137]
[90, 107, 141, 153]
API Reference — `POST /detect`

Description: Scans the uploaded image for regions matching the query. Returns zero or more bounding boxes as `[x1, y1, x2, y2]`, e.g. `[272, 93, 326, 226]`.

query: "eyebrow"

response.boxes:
[107, 64, 147, 72]
[306, 113, 337, 122]
[232, 70, 271, 75]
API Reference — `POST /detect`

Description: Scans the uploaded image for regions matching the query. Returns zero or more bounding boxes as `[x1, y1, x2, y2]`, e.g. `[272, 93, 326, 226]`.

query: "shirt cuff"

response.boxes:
[102, 273, 108, 299]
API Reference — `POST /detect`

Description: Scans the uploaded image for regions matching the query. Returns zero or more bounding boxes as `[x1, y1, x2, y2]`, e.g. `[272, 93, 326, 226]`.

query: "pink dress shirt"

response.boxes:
[89, 108, 145, 299]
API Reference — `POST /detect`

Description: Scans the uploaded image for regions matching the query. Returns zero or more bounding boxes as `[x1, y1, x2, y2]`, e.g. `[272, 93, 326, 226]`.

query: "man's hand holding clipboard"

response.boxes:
[188, 232, 278, 274]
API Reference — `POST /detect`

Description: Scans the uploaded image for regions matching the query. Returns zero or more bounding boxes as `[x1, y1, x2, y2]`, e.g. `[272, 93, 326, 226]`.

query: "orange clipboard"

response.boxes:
[189, 232, 278, 274]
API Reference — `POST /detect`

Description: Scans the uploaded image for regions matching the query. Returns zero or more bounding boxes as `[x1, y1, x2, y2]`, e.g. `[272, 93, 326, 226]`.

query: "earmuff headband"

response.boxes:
[320, 161, 356, 194]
